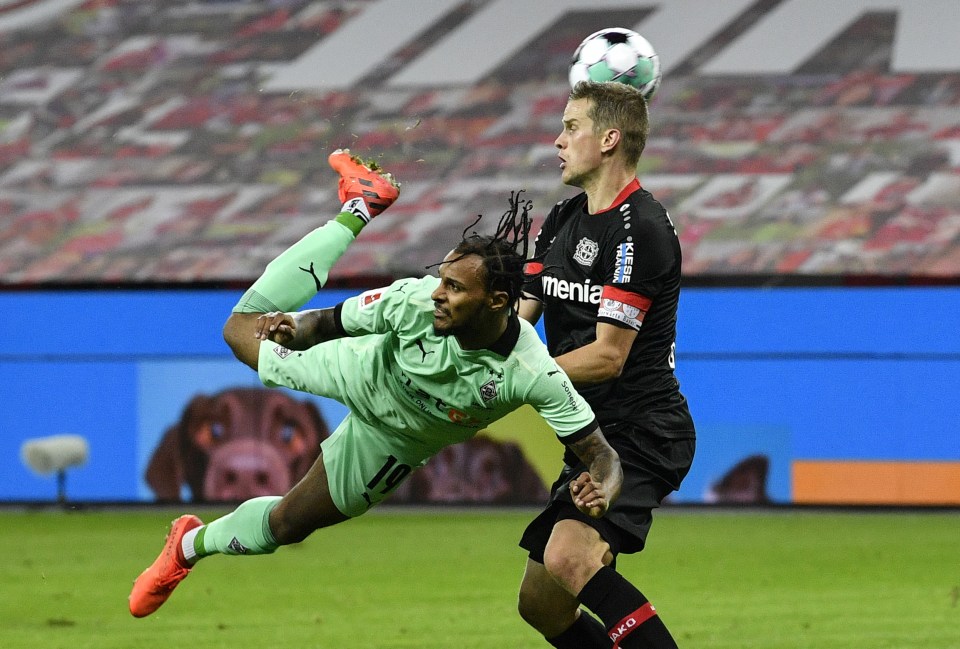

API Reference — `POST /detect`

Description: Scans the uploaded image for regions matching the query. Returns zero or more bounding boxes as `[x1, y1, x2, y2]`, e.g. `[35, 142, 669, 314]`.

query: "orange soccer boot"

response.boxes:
[328, 148, 400, 222]
[128, 514, 203, 618]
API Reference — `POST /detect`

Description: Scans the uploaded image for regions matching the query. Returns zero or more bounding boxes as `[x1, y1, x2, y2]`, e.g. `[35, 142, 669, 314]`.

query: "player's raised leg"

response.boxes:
[234, 149, 400, 314]
[130, 149, 398, 619]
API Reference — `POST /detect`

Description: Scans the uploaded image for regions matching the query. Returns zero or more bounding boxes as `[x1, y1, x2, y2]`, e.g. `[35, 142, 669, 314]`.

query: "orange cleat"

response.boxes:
[128, 514, 203, 618]
[328, 148, 400, 222]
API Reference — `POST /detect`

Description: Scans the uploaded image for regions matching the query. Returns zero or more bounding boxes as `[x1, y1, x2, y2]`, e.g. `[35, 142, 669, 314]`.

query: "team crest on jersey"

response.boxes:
[573, 237, 599, 267]
[273, 345, 293, 359]
[480, 379, 498, 402]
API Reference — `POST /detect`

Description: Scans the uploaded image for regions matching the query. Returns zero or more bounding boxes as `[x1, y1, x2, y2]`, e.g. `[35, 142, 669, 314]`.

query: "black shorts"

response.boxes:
[520, 426, 695, 560]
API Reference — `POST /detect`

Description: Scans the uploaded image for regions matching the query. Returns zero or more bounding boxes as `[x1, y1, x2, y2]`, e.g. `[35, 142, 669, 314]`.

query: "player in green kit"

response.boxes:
[129, 149, 623, 619]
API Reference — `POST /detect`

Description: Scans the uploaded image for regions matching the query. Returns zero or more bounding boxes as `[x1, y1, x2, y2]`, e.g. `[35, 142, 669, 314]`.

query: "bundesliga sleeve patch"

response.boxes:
[597, 285, 652, 330]
[357, 287, 386, 309]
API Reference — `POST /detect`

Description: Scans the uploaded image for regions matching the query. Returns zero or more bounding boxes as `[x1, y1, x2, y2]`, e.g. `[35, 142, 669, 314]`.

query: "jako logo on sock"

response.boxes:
[608, 602, 658, 645]
[609, 616, 636, 643]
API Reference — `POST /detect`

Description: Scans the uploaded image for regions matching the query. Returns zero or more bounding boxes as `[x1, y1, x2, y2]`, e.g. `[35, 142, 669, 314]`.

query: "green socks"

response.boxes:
[233, 216, 362, 314]
[334, 210, 367, 237]
[186, 496, 282, 561]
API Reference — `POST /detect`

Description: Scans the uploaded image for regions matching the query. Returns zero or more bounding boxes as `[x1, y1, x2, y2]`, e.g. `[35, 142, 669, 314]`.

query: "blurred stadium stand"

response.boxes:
[0, 0, 958, 287]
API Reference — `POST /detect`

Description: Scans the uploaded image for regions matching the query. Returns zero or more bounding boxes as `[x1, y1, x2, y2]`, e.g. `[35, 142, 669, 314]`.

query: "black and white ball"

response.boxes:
[569, 27, 662, 99]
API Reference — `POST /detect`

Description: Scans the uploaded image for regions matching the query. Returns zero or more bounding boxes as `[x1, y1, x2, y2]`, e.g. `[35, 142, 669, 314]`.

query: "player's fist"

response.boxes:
[569, 471, 610, 518]
[255, 311, 298, 346]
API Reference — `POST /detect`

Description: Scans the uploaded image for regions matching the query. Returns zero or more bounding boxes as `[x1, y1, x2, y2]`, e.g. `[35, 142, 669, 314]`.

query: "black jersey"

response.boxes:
[524, 179, 695, 438]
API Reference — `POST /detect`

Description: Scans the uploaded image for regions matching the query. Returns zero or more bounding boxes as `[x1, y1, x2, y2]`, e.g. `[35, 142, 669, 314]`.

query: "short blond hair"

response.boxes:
[570, 81, 649, 167]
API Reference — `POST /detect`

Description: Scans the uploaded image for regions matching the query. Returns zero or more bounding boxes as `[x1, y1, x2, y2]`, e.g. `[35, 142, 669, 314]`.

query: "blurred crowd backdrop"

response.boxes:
[1, 0, 958, 287]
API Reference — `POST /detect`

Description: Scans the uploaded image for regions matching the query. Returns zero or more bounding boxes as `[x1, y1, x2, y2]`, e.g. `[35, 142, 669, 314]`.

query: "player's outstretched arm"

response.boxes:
[223, 308, 342, 370]
[565, 426, 623, 518]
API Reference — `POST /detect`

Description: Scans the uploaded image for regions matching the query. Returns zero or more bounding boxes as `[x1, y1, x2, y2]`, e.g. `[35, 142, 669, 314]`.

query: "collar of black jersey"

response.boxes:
[486, 313, 520, 358]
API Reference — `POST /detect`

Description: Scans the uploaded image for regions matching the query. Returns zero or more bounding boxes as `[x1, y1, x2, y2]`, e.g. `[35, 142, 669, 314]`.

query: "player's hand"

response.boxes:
[569, 471, 610, 518]
[255, 311, 299, 346]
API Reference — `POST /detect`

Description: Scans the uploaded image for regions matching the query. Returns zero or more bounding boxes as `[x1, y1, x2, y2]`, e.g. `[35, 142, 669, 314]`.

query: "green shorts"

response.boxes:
[257, 339, 463, 517]
[321, 413, 432, 517]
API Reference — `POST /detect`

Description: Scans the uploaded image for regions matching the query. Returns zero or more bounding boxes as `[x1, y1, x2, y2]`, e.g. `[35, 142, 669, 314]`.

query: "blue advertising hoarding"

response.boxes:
[1, 287, 957, 504]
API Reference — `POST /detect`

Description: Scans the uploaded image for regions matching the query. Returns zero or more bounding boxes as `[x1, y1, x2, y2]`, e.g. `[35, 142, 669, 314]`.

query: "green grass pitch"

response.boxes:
[1, 508, 956, 648]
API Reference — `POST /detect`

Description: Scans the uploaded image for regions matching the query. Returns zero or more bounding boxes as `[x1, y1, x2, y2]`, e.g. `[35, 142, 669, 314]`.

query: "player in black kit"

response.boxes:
[516, 81, 696, 649]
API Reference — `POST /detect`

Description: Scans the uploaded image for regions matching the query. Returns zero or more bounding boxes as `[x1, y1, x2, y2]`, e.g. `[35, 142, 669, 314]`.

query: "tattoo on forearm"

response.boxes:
[570, 431, 617, 483]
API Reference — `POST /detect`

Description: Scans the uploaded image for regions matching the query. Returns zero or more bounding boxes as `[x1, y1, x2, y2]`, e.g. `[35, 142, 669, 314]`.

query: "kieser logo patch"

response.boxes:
[614, 242, 634, 283]
[274, 345, 293, 359]
[573, 237, 599, 266]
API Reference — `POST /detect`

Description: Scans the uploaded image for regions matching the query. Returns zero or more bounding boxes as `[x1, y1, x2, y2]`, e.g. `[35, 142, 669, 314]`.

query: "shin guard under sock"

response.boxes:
[577, 566, 678, 649]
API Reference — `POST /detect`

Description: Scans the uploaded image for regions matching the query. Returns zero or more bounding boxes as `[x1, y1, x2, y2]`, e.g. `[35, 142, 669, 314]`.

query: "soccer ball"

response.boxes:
[568, 27, 662, 99]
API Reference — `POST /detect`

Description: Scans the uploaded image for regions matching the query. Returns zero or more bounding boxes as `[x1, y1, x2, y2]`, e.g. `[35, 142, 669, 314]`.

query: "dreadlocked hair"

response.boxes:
[429, 190, 534, 307]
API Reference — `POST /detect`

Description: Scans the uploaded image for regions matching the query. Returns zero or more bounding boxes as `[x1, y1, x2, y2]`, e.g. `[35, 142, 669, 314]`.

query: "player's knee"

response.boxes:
[543, 542, 605, 593]
[542, 544, 580, 586]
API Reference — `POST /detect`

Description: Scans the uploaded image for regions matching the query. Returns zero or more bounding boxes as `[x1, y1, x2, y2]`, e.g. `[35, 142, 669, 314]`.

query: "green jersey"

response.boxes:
[258, 275, 597, 461]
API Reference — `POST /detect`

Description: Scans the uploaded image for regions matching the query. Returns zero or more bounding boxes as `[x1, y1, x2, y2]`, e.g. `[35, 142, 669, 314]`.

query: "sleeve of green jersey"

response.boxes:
[338, 277, 431, 337]
[525, 364, 598, 443]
